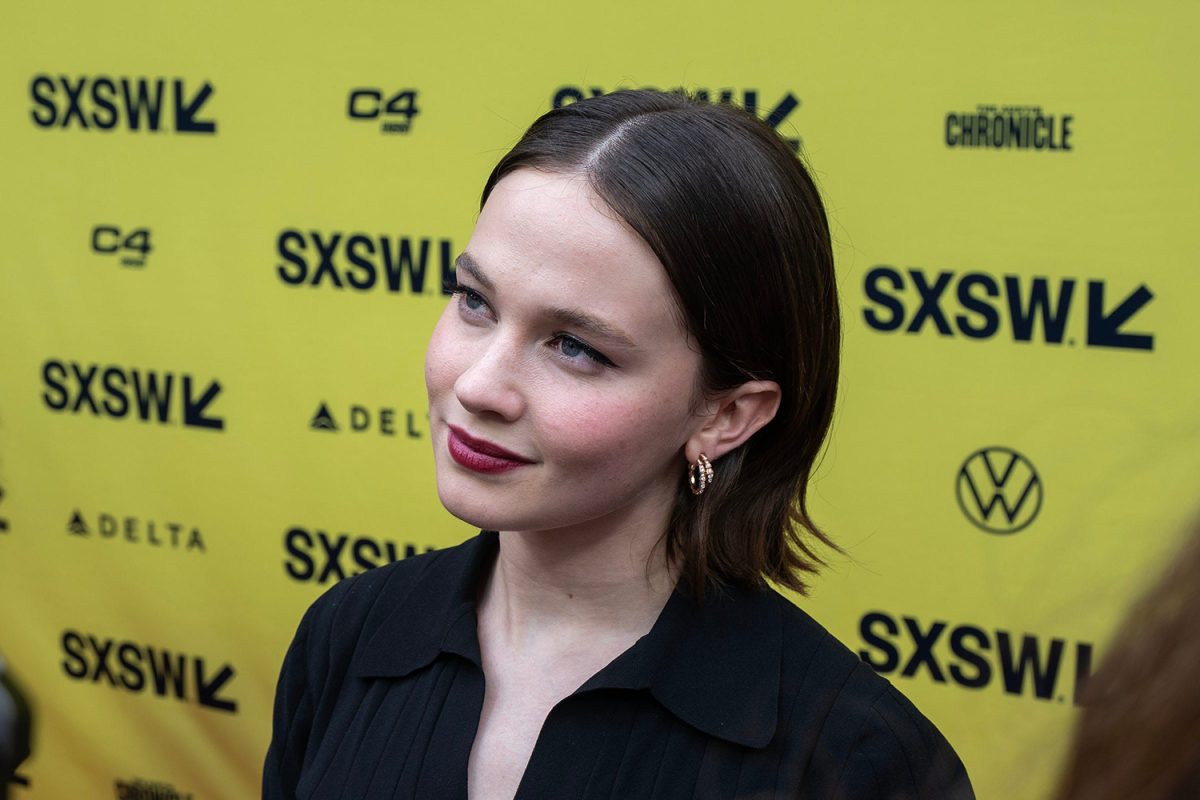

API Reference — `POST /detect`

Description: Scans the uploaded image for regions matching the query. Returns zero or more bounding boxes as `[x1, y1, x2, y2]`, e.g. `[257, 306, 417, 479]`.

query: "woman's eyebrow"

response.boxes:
[454, 251, 493, 291]
[545, 307, 638, 350]
[455, 251, 637, 350]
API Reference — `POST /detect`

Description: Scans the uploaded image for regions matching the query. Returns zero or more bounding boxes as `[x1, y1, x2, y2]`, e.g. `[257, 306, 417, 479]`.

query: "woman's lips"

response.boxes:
[446, 425, 534, 474]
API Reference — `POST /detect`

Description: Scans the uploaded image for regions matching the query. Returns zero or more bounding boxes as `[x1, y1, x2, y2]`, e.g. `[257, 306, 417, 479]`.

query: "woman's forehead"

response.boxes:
[468, 170, 682, 329]
[479, 169, 637, 255]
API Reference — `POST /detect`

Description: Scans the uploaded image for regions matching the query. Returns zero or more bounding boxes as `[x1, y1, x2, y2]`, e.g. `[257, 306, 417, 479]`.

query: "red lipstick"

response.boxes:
[446, 425, 534, 474]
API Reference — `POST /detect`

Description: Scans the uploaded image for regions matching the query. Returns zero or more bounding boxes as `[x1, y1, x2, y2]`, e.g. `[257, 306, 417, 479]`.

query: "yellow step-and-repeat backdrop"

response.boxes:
[1, 2, 1197, 798]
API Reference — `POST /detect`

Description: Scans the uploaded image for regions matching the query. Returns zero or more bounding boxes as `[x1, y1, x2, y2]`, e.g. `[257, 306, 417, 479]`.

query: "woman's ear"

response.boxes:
[684, 380, 781, 463]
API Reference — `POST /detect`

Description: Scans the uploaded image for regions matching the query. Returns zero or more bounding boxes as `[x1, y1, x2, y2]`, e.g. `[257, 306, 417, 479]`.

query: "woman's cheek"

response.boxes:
[542, 395, 675, 464]
[424, 314, 464, 401]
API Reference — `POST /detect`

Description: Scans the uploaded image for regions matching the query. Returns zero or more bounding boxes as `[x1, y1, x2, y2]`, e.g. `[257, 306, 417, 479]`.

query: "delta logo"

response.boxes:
[67, 509, 206, 554]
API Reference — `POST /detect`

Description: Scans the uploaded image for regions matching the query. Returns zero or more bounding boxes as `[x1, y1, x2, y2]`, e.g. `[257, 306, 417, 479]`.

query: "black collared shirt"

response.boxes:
[263, 531, 974, 799]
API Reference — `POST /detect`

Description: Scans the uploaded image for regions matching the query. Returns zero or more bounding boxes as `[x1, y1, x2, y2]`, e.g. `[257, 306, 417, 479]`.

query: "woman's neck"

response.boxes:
[479, 520, 680, 649]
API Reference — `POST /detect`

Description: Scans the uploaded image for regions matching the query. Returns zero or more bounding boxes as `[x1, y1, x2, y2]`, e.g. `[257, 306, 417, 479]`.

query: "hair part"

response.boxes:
[481, 89, 843, 598]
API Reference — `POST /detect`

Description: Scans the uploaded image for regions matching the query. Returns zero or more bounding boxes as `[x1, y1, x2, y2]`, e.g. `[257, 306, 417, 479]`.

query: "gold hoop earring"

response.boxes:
[688, 453, 714, 496]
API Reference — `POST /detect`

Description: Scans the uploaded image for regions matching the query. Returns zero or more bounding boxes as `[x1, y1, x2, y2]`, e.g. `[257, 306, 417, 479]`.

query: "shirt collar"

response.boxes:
[349, 530, 782, 749]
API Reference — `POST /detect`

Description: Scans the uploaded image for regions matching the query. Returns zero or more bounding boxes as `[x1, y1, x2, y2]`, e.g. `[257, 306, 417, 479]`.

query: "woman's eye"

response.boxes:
[559, 337, 583, 358]
[450, 284, 491, 316]
[550, 335, 615, 368]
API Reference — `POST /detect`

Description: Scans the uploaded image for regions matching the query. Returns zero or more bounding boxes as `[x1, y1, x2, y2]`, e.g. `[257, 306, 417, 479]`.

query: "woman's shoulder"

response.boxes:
[304, 545, 446, 622]
[767, 591, 975, 798]
[284, 541, 457, 675]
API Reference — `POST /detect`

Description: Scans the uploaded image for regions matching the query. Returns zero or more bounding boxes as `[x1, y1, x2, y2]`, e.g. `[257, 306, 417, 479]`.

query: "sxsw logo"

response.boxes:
[863, 267, 1154, 351]
[61, 629, 237, 713]
[91, 225, 153, 268]
[276, 229, 455, 295]
[347, 88, 420, 133]
[284, 526, 436, 584]
[30, 75, 216, 133]
[552, 85, 802, 153]
[115, 777, 193, 800]
[42, 359, 224, 430]
[957, 447, 1042, 534]
[859, 612, 1094, 705]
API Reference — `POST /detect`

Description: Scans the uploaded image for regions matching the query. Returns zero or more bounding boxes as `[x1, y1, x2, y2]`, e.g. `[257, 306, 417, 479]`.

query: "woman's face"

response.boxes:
[425, 168, 706, 537]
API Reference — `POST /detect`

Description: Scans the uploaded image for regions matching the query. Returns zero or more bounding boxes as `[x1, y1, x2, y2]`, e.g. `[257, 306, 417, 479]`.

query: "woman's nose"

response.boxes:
[453, 336, 526, 422]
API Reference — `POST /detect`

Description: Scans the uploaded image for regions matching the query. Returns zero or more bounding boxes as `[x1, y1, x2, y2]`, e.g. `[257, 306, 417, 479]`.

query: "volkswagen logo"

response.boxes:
[956, 447, 1043, 534]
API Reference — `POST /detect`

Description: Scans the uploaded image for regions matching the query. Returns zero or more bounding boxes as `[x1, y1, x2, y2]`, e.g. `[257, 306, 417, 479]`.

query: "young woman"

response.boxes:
[264, 89, 974, 799]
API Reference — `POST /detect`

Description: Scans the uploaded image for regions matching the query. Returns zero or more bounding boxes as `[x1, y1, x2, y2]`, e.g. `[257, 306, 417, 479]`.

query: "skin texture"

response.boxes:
[427, 168, 706, 540]
[424, 168, 781, 800]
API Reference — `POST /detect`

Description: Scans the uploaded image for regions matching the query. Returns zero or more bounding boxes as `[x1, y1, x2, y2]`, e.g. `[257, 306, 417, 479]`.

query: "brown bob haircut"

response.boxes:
[480, 89, 841, 597]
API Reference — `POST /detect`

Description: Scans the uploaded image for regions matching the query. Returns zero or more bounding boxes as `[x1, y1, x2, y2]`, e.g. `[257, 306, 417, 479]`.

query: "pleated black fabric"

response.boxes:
[263, 531, 974, 799]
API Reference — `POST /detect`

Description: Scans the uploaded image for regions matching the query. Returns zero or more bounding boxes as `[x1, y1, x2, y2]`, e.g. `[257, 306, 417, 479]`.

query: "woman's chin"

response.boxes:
[435, 479, 508, 532]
